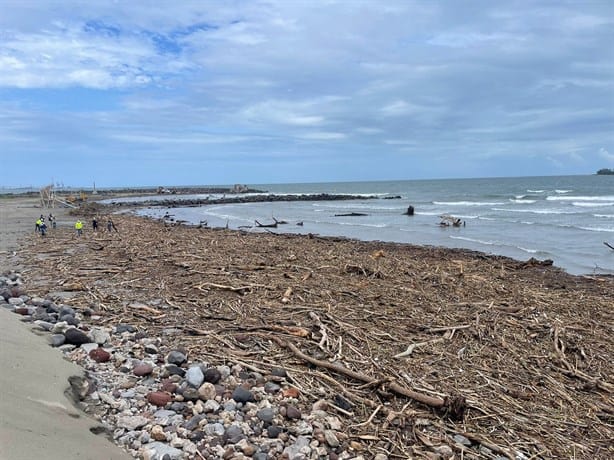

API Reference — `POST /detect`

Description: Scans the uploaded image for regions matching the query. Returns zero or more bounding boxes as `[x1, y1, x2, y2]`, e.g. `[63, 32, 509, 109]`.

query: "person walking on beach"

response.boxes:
[35, 217, 42, 233]
[92, 217, 98, 232]
[75, 220, 83, 236]
[107, 218, 118, 233]
[40, 221, 47, 237]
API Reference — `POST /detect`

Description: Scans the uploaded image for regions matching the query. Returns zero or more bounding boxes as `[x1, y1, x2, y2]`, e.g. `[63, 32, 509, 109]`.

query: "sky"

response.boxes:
[1, 0, 613, 188]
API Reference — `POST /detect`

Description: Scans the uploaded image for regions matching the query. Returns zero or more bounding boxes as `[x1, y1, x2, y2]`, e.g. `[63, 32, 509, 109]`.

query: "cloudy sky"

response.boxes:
[1, 0, 613, 188]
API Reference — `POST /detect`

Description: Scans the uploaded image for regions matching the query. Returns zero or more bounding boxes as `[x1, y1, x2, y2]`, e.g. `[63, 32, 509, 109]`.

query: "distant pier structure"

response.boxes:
[39, 184, 56, 208]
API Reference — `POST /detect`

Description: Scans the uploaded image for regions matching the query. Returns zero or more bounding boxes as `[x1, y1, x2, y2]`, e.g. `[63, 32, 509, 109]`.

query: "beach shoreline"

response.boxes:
[1, 195, 613, 458]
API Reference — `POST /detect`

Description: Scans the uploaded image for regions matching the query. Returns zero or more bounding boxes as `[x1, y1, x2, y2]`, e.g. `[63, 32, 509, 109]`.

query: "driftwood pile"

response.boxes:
[19, 214, 613, 459]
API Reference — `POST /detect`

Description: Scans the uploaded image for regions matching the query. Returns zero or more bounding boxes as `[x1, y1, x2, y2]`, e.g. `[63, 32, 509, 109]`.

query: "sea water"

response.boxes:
[131, 175, 613, 276]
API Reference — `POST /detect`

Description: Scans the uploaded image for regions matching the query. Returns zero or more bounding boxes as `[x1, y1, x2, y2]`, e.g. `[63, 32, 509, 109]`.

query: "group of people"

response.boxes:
[34, 214, 56, 236]
[74, 217, 118, 236]
[36, 214, 118, 237]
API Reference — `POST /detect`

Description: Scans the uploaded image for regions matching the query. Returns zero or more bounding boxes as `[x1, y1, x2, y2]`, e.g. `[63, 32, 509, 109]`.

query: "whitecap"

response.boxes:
[433, 201, 505, 206]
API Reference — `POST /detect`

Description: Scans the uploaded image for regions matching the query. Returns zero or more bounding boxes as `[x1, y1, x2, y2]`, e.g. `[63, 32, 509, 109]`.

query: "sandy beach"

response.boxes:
[1, 194, 613, 459]
[0, 196, 131, 460]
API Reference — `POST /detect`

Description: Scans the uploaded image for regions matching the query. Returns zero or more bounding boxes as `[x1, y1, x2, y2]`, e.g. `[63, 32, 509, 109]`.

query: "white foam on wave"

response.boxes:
[433, 201, 505, 206]
[572, 202, 614, 208]
[547, 195, 614, 202]
[509, 199, 537, 204]
[492, 207, 577, 215]
[579, 226, 614, 233]
[555, 189, 572, 194]
[527, 189, 545, 193]
[449, 235, 496, 246]
[594, 214, 614, 219]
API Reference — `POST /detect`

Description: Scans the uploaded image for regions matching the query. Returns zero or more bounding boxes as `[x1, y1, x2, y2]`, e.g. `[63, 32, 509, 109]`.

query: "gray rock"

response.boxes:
[8, 297, 24, 306]
[115, 324, 136, 334]
[164, 364, 185, 377]
[453, 434, 472, 446]
[283, 436, 311, 459]
[116, 415, 149, 430]
[184, 413, 206, 431]
[64, 328, 91, 345]
[143, 441, 183, 460]
[182, 388, 200, 402]
[34, 320, 55, 331]
[166, 350, 187, 365]
[59, 314, 79, 325]
[203, 422, 225, 437]
[81, 343, 99, 354]
[257, 407, 275, 423]
[144, 343, 158, 354]
[324, 429, 340, 447]
[267, 425, 282, 438]
[264, 382, 281, 394]
[59, 305, 76, 317]
[203, 400, 220, 413]
[51, 321, 69, 334]
[48, 334, 66, 347]
[232, 386, 254, 403]
[225, 424, 245, 444]
[89, 328, 111, 345]
[186, 366, 204, 387]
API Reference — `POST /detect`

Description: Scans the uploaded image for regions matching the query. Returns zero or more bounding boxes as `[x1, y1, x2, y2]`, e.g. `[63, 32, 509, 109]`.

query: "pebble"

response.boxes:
[232, 386, 254, 403]
[147, 391, 172, 407]
[64, 328, 92, 345]
[166, 350, 187, 366]
[1, 272, 434, 460]
[89, 348, 111, 363]
[186, 366, 204, 387]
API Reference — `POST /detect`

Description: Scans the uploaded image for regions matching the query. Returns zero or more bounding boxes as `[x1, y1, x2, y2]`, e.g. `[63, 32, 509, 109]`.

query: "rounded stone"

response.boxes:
[225, 425, 245, 444]
[151, 425, 167, 441]
[198, 382, 217, 401]
[267, 425, 282, 438]
[89, 348, 111, 363]
[166, 350, 187, 365]
[160, 380, 178, 394]
[257, 407, 274, 423]
[164, 364, 186, 377]
[147, 391, 172, 407]
[232, 386, 254, 404]
[134, 362, 154, 376]
[203, 368, 221, 384]
[285, 405, 302, 420]
[64, 328, 92, 345]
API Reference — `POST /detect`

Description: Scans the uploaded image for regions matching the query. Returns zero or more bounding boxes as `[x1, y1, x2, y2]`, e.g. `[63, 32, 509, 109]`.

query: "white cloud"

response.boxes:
[599, 148, 614, 163]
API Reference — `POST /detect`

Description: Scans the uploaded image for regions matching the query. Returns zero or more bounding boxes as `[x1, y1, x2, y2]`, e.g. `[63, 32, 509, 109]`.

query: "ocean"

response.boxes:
[126, 175, 613, 276]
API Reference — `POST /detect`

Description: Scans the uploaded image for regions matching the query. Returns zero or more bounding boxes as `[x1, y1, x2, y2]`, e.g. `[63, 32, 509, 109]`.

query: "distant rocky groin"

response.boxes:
[104, 193, 384, 208]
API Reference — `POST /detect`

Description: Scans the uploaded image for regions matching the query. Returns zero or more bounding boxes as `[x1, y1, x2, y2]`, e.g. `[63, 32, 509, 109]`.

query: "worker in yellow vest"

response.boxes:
[75, 220, 83, 236]
[35, 218, 42, 233]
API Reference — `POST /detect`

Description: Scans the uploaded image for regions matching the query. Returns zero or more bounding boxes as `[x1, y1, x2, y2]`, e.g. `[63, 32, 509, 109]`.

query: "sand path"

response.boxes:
[0, 196, 130, 460]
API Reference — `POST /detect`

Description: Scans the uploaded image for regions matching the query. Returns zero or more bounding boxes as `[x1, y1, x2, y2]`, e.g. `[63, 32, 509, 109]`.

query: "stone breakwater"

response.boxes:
[0, 272, 387, 460]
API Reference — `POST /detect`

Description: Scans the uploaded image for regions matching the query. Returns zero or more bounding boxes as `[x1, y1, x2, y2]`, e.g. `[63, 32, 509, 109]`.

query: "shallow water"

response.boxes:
[127, 175, 613, 275]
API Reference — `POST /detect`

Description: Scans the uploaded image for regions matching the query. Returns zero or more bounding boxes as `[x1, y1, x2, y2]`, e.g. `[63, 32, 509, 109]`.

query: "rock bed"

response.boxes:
[1, 273, 374, 460]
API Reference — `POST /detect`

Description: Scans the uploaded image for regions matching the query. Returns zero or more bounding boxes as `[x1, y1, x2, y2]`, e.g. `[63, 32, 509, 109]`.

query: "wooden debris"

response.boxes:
[16, 213, 614, 459]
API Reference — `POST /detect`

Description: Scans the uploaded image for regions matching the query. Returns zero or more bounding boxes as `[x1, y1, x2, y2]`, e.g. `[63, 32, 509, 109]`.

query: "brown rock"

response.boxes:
[285, 405, 301, 419]
[282, 387, 300, 398]
[134, 362, 154, 376]
[198, 382, 217, 401]
[147, 391, 171, 407]
[160, 379, 178, 394]
[89, 348, 111, 363]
